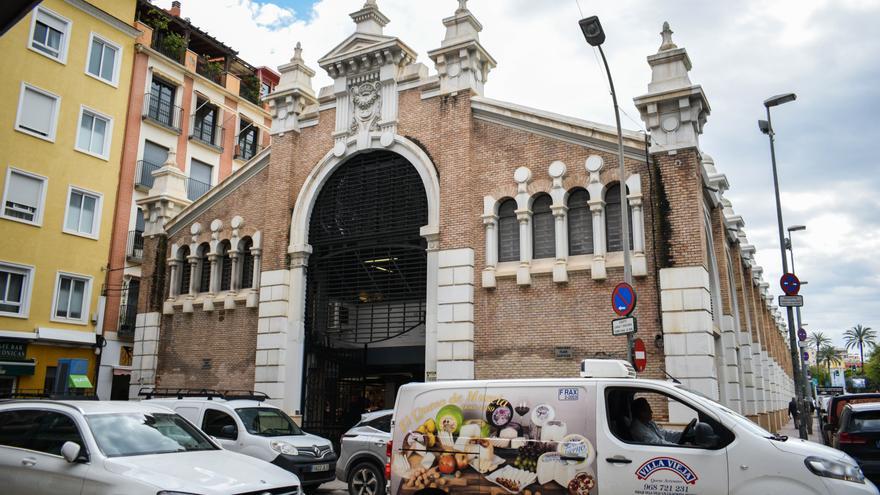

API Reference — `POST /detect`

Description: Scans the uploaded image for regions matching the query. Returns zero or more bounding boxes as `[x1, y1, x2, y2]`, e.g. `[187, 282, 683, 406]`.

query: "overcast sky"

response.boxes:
[152, 0, 880, 348]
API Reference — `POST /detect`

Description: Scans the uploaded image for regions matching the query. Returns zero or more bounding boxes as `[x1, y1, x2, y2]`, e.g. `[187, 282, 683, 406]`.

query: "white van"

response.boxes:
[389, 360, 878, 495]
[146, 391, 336, 492]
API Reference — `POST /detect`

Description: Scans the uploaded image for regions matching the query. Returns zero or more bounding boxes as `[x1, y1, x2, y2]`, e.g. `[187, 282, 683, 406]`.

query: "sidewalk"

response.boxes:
[778, 417, 821, 443]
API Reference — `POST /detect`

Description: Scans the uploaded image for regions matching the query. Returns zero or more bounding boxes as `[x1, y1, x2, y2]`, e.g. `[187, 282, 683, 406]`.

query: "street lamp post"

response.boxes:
[787, 224, 811, 432]
[579, 16, 634, 363]
[759, 93, 808, 439]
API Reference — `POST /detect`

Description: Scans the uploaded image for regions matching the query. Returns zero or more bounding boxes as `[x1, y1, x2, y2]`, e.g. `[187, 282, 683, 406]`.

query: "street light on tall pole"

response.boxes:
[759, 92, 808, 439]
[579, 15, 634, 363]
[787, 224, 811, 432]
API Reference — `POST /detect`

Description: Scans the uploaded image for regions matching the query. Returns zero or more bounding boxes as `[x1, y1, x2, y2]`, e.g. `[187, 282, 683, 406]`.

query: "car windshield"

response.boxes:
[86, 412, 217, 457]
[674, 385, 775, 438]
[236, 408, 303, 437]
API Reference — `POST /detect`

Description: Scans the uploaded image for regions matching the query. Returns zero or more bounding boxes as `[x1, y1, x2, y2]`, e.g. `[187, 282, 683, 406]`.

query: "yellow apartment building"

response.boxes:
[0, 0, 138, 396]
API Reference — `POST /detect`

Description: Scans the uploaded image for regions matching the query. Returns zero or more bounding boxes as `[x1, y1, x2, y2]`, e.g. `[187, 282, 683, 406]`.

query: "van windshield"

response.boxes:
[236, 408, 303, 437]
[86, 412, 217, 457]
[674, 385, 775, 439]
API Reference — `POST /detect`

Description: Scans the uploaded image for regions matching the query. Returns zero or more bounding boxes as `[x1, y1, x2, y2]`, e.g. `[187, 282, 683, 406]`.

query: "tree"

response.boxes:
[818, 345, 844, 370]
[808, 331, 831, 359]
[843, 324, 877, 371]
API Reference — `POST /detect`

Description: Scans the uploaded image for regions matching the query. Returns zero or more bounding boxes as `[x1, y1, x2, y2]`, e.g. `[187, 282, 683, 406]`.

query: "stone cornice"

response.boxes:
[471, 97, 647, 162]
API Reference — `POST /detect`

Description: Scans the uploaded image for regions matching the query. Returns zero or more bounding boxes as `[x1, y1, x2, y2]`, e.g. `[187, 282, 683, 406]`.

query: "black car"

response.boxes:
[832, 402, 880, 484]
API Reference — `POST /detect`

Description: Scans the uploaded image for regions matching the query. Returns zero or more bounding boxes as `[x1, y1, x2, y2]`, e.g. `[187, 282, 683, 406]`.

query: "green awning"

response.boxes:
[68, 374, 93, 388]
[0, 359, 35, 376]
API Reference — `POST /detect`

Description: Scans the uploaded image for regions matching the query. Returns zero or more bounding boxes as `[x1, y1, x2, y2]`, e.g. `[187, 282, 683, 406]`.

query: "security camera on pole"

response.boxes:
[578, 16, 636, 364]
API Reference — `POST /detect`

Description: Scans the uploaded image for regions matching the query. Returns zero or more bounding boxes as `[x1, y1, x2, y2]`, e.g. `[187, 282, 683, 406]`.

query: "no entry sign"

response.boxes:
[612, 282, 637, 317]
[797, 328, 807, 341]
[633, 338, 647, 372]
[780, 273, 801, 296]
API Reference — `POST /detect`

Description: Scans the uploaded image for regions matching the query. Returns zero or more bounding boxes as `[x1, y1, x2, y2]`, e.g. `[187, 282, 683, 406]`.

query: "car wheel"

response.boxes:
[348, 462, 384, 495]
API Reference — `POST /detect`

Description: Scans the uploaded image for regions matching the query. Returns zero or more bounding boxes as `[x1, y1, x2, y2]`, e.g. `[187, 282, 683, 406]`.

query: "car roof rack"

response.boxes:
[138, 387, 270, 402]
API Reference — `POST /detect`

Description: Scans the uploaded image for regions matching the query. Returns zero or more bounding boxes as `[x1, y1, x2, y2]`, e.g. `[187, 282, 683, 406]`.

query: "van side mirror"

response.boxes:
[220, 424, 238, 439]
[61, 441, 83, 463]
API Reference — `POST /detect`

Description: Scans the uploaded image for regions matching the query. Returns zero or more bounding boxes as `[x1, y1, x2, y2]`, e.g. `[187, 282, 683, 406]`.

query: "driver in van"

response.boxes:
[629, 397, 682, 445]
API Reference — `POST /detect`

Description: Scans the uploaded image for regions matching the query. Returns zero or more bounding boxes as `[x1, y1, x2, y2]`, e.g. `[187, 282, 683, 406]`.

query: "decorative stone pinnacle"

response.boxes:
[659, 21, 677, 51]
[292, 41, 304, 63]
[365, 0, 377, 6]
[457, 0, 468, 13]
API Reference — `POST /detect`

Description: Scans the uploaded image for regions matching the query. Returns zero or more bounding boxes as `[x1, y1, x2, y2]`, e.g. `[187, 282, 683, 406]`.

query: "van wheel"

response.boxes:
[348, 462, 384, 495]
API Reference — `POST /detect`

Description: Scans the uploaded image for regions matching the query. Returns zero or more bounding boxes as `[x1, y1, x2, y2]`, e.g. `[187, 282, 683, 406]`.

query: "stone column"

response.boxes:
[423, 231, 440, 381]
[183, 256, 198, 313]
[167, 261, 180, 298]
[552, 205, 568, 283]
[481, 212, 498, 288]
[516, 210, 531, 286]
[589, 200, 606, 280]
[720, 314, 742, 413]
[436, 248, 475, 380]
[203, 253, 218, 312]
[629, 195, 647, 276]
[246, 247, 262, 308]
[229, 250, 241, 290]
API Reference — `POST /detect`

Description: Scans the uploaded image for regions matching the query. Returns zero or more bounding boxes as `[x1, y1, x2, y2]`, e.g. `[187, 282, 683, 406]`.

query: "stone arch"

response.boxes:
[289, 135, 441, 253]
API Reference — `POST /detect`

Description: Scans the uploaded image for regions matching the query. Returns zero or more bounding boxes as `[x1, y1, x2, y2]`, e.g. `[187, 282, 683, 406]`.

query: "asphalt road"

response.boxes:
[315, 480, 348, 494]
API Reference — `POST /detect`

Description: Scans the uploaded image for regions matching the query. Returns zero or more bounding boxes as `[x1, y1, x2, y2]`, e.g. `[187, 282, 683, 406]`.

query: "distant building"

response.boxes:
[97, 0, 277, 399]
[131, 1, 798, 434]
[0, 0, 140, 397]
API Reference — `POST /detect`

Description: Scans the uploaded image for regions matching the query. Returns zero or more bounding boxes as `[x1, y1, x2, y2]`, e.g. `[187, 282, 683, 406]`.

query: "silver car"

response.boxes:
[336, 409, 392, 495]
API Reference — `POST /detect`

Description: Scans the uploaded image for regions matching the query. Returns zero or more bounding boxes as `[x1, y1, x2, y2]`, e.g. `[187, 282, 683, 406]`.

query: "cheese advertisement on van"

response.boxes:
[391, 383, 600, 495]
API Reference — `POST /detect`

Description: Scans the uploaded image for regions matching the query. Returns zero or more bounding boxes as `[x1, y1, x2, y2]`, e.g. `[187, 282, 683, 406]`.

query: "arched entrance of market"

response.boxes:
[302, 149, 428, 441]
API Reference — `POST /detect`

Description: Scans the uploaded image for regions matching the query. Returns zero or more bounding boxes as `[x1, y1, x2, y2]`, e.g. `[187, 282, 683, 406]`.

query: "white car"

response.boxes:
[145, 394, 336, 492]
[0, 400, 302, 495]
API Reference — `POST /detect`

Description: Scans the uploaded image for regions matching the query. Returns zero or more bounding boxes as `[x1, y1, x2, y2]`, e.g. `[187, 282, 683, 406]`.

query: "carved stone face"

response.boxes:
[353, 81, 380, 112]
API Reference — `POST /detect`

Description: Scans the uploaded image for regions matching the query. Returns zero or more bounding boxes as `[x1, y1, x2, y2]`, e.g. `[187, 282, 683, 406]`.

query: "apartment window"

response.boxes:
[187, 159, 213, 201]
[260, 82, 271, 99]
[75, 107, 112, 159]
[2, 168, 47, 225]
[16, 83, 60, 141]
[64, 188, 101, 238]
[86, 34, 120, 85]
[237, 118, 258, 160]
[192, 96, 219, 146]
[148, 78, 176, 127]
[531, 194, 555, 259]
[0, 262, 33, 317]
[29, 7, 70, 62]
[53, 273, 91, 322]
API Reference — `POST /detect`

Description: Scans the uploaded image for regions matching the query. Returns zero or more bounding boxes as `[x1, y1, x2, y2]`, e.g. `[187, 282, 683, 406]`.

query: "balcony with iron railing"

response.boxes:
[186, 176, 212, 202]
[135, 160, 162, 191]
[143, 94, 183, 133]
[189, 117, 223, 152]
[196, 55, 227, 86]
[126, 230, 144, 263]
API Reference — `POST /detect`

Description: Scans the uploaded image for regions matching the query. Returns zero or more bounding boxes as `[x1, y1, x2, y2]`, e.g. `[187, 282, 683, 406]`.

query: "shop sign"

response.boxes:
[0, 341, 26, 361]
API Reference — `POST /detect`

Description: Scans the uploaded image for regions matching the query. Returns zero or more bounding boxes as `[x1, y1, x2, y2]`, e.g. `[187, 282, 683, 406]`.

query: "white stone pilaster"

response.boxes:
[739, 331, 757, 416]
[720, 314, 742, 413]
[436, 248, 475, 381]
[254, 267, 293, 412]
[129, 312, 161, 399]
[481, 199, 498, 288]
[660, 266, 718, 423]
[589, 200, 606, 280]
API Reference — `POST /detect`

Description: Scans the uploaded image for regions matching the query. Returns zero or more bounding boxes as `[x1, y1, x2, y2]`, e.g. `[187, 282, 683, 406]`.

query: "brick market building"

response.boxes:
[130, 1, 796, 436]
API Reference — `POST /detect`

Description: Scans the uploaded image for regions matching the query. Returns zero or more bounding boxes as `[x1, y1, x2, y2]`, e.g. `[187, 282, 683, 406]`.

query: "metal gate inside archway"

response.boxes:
[303, 150, 428, 442]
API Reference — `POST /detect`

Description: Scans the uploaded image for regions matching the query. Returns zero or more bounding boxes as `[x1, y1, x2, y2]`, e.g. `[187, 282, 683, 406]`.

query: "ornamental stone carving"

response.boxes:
[350, 80, 382, 135]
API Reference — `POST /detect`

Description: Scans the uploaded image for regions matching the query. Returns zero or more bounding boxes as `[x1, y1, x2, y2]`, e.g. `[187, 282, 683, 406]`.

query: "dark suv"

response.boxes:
[833, 403, 880, 484]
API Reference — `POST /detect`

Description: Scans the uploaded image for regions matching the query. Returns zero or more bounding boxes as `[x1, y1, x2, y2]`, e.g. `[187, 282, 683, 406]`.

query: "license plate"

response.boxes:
[310, 464, 330, 472]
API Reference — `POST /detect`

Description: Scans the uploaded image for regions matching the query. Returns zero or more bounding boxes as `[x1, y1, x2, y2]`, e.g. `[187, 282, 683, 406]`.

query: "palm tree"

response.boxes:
[843, 324, 877, 371]
[808, 331, 831, 359]
[818, 345, 844, 371]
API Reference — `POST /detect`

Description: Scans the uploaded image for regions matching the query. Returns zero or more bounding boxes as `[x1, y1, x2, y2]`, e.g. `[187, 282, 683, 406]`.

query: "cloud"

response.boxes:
[150, 0, 880, 347]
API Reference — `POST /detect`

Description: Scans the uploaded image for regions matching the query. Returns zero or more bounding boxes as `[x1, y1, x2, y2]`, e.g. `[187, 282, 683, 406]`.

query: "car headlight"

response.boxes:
[270, 440, 299, 456]
[804, 456, 865, 484]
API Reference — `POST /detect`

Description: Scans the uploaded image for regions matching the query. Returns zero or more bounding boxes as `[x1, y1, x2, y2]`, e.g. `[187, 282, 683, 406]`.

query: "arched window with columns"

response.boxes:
[196, 243, 211, 293]
[239, 237, 254, 289]
[605, 183, 633, 252]
[531, 194, 555, 259]
[567, 188, 593, 255]
[218, 240, 232, 291]
[177, 245, 191, 295]
[498, 198, 519, 262]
